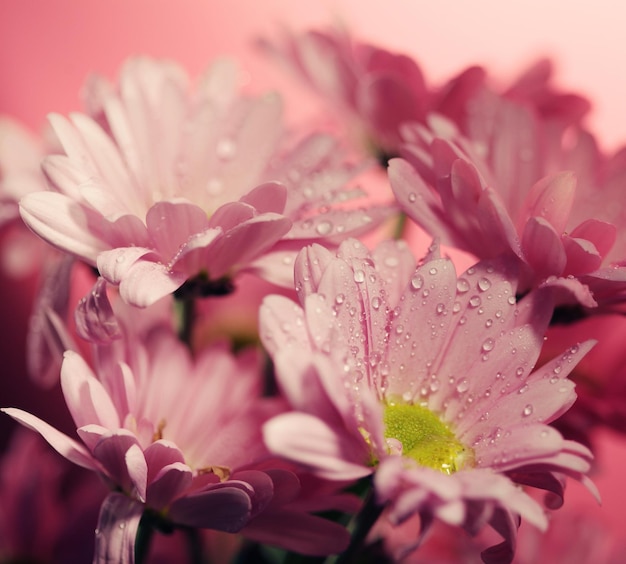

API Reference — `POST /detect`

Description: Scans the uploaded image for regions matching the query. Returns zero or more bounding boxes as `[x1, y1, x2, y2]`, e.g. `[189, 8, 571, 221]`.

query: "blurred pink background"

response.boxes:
[1, 0, 625, 552]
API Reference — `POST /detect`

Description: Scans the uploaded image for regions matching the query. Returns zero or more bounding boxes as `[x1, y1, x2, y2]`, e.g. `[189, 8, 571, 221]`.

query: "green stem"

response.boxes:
[134, 515, 155, 564]
[184, 526, 204, 564]
[334, 488, 385, 564]
[392, 212, 408, 241]
[175, 294, 196, 349]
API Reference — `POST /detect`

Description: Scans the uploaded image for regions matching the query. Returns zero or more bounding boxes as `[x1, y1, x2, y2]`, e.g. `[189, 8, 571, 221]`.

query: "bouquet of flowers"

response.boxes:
[1, 17, 624, 564]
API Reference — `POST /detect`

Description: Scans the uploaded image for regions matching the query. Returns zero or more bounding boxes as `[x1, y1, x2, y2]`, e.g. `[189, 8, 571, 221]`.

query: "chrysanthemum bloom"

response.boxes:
[260, 238, 596, 562]
[19, 56, 390, 307]
[262, 27, 432, 160]
[4, 302, 351, 562]
[390, 111, 626, 311]
[264, 29, 589, 167]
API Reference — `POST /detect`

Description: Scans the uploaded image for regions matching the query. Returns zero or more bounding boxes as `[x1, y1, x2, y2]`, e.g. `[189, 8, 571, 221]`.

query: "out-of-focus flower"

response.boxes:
[0, 427, 105, 563]
[19, 56, 391, 307]
[260, 238, 596, 561]
[4, 290, 355, 561]
[261, 27, 433, 160]
[3, 325, 279, 560]
[0, 116, 52, 277]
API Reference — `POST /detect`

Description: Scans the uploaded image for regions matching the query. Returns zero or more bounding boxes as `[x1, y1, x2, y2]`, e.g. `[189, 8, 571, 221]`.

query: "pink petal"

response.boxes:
[117, 259, 188, 307]
[240, 182, 287, 214]
[522, 216, 566, 278]
[143, 439, 186, 484]
[168, 485, 252, 532]
[1, 408, 97, 470]
[562, 236, 602, 275]
[93, 431, 142, 494]
[263, 413, 371, 481]
[198, 213, 292, 279]
[243, 510, 351, 556]
[75, 277, 122, 344]
[19, 192, 108, 263]
[146, 462, 192, 510]
[60, 350, 121, 429]
[523, 172, 576, 234]
[570, 218, 616, 258]
[145, 201, 209, 260]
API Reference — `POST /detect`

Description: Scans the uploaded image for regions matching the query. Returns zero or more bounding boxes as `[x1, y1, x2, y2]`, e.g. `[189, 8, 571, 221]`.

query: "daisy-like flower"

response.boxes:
[20, 56, 390, 307]
[262, 27, 432, 160]
[260, 238, 596, 562]
[3, 315, 294, 562]
[390, 110, 626, 311]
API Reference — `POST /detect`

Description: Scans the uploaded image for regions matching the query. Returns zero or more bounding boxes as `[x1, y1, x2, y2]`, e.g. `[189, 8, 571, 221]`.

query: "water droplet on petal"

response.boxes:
[456, 278, 470, 293]
[477, 277, 491, 291]
[411, 274, 424, 290]
[522, 404, 533, 417]
[481, 338, 495, 352]
[456, 378, 469, 393]
[316, 220, 333, 235]
[354, 270, 365, 283]
[335, 293, 345, 305]
[429, 267, 438, 275]
[216, 138, 237, 160]
[469, 296, 481, 308]
[372, 297, 382, 310]
[408, 192, 417, 203]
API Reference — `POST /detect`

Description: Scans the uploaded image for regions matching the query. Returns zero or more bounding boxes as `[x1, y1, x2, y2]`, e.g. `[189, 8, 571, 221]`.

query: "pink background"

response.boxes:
[1, 0, 625, 550]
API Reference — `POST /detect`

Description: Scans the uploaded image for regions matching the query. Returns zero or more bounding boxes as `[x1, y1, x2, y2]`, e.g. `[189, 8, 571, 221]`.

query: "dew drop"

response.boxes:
[429, 267, 438, 275]
[481, 338, 495, 352]
[354, 270, 365, 283]
[408, 192, 417, 203]
[507, 296, 516, 305]
[410, 274, 424, 290]
[435, 303, 446, 314]
[456, 378, 469, 393]
[456, 278, 470, 293]
[335, 293, 345, 305]
[468, 295, 481, 308]
[216, 138, 236, 160]
[515, 366, 524, 378]
[371, 297, 382, 310]
[316, 220, 333, 235]
[522, 404, 533, 417]
[477, 277, 491, 291]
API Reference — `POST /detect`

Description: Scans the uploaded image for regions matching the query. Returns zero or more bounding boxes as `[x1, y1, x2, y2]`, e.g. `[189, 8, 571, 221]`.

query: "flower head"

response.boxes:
[260, 238, 596, 560]
[390, 110, 626, 311]
[4, 319, 280, 559]
[20, 57, 390, 306]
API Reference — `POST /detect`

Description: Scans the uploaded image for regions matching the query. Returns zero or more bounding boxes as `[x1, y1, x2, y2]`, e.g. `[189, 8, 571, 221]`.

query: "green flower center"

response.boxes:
[383, 403, 473, 474]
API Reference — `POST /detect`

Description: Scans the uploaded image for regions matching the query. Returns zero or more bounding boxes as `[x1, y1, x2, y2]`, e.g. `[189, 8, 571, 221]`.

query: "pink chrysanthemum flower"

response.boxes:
[3, 321, 289, 561]
[260, 238, 596, 562]
[262, 27, 432, 159]
[390, 111, 626, 311]
[264, 29, 588, 167]
[19, 57, 390, 307]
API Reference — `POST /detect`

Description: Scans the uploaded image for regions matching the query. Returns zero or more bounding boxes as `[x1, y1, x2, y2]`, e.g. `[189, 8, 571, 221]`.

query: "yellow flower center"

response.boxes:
[383, 403, 473, 474]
